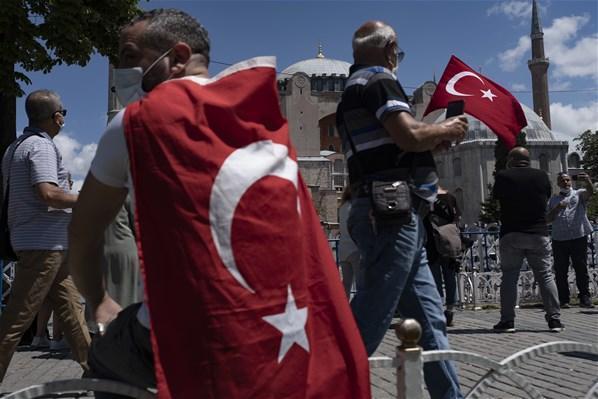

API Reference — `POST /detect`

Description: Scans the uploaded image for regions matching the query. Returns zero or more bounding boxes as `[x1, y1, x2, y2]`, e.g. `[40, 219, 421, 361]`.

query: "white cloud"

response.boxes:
[498, 14, 598, 79]
[550, 101, 598, 151]
[498, 36, 530, 71]
[511, 83, 527, 91]
[487, 1, 532, 19]
[550, 80, 572, 91]
[53, 132, 97, 190]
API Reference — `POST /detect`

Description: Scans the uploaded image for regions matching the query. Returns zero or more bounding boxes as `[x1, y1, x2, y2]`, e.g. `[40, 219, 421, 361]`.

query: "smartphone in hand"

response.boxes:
[446, 100, 465, 118]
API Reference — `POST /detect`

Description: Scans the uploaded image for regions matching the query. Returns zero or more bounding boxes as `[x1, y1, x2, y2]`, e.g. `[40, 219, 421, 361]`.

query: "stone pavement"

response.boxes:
[0, 306, 596, 398]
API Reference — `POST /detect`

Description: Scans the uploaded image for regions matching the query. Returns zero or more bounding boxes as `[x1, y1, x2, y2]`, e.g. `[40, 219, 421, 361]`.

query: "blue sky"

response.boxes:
[15, 0, 598, 187]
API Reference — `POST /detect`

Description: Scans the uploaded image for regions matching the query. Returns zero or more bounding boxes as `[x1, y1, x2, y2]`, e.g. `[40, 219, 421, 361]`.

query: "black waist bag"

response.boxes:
[370, 179, 412, 224]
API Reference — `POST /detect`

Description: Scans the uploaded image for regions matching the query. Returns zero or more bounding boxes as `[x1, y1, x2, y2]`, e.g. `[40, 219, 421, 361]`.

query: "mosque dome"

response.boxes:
[428, 102, 556, 142]
[279, 45, 351, 80]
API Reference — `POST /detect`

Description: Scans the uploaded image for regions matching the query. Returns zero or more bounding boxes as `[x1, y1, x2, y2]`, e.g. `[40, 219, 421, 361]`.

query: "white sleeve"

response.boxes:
[90, 110, 129, 188]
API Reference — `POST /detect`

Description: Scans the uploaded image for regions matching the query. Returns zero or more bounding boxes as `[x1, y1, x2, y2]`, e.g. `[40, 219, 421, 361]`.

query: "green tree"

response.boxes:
[479, 132, 528, 223]
[0, 0, 142, 159]
[574, 129, 598, 220]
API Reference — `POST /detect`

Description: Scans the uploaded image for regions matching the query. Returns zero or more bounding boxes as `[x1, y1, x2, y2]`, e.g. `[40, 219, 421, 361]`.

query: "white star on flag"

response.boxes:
[480, 89, 497, 102]
[262, 285, 310, 363]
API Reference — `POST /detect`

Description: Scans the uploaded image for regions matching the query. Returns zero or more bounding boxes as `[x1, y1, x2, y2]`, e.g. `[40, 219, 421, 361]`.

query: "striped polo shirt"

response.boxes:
[1, 128, 72, 251]
[336, 65, 438, 203]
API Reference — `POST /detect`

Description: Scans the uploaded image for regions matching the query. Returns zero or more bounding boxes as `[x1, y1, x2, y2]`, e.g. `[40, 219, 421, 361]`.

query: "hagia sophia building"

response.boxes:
[275, 0, 580, 228]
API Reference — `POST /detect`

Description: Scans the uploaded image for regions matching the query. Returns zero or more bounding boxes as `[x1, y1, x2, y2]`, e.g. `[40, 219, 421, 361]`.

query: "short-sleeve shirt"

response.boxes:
[548, 189, 593, 241]
[90, 109, 149, 328]
[1, 128, 72, 251]
[336, 65, 438, 203]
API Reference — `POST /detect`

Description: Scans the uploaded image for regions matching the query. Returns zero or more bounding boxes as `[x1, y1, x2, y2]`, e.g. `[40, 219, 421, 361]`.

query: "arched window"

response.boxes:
[568, 153, 581, 169]
[539, 153, 549, 172]
[455, 188, 464, 213]
[453, 158, 462, 177]
[436, 161, 444, 178]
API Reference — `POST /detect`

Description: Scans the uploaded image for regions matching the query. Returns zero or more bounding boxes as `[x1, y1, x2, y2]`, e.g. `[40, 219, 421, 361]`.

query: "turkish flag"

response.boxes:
[123, 57, 370, 398]
[424, 55, 527, 148]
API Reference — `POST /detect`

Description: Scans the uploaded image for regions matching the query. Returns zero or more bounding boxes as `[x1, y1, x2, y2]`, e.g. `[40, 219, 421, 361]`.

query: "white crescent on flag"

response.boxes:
[445, 71, 485, 96]
[209, 140, 299, 293]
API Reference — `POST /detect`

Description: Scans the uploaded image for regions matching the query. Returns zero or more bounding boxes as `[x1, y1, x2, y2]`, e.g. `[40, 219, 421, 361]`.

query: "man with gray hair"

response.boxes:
[337, 20, 468, 399]
[0, 89, 91, 381]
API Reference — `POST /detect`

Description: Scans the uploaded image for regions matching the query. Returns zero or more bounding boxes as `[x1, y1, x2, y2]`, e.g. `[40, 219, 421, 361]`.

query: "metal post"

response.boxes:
[396, 319, 424, 399]
[472, 271, 481, 310]
[483, 232, 490, 272]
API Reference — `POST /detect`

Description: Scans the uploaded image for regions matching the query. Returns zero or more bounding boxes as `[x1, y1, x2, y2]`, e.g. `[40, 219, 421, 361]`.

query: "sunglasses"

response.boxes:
[53, 109, 67, 117]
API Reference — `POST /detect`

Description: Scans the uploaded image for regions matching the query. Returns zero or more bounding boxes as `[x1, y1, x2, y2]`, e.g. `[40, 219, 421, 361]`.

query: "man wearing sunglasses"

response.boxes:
[0, 89, 91, 382]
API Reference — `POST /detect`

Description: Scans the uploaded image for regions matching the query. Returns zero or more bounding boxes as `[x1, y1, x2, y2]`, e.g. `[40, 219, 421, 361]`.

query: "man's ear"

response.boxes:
[170, 42, 192, 76]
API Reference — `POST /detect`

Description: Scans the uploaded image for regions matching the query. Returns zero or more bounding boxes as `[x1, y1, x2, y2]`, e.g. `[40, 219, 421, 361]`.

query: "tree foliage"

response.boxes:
[574, 130, 598, 220]
[574, 129, 598, 178]
[0, 0, 142, 158]
[479, 132, 528, 223]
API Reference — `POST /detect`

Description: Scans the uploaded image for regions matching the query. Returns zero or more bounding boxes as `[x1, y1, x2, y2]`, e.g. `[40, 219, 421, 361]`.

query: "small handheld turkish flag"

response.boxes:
[424, 55, 527, 148]
[124, 57, 370, 398]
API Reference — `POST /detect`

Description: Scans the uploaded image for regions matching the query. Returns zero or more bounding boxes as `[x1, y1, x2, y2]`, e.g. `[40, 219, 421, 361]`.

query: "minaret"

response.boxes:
[528, 0, 551, 128]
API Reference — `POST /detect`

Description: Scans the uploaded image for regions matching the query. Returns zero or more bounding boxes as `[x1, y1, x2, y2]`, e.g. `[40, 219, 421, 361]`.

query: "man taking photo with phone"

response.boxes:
[547, 172, 595, 308]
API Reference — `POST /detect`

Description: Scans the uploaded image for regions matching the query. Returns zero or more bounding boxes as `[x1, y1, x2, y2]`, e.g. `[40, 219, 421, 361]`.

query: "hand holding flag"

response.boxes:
[424, 55, 527, 149]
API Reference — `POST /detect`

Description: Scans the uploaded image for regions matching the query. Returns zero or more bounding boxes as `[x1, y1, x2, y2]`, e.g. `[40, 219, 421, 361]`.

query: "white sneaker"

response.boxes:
[31, 336, 50, 348]
[50, 338, 69, 351]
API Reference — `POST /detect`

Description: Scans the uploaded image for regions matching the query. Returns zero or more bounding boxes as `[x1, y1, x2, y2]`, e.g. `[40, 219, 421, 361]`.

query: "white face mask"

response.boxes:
[560, 187, 571, 195]
[112, 48, 173, 106]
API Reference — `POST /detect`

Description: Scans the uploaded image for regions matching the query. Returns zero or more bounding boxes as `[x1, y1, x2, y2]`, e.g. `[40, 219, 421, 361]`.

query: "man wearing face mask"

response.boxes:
[68, 9, 211, 393]
[547, 172, 595, 308]
[492, 147, 563, 333]
[336, 21, 468, 399]
[0, 89, 91, 381]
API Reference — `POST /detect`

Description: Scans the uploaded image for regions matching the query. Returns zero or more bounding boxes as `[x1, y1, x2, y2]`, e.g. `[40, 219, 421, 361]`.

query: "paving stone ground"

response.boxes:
[0, 306, 596, 398]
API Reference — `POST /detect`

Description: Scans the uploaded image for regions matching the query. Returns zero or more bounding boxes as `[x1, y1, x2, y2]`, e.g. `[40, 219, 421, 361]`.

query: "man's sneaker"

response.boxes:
[580, 296, 595, 308]
[560, 302, 570, 309]
[493, 320, 515, 333]
[548, 319, 564, 332]
[50, 338, 69, 351]
[30, 336, 50, 348]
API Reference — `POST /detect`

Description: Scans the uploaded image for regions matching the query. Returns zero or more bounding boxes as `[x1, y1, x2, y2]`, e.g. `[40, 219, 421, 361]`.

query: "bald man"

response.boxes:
[337, 20, 467, 399]
[492, 147, 563, 332]
[0, 90, 90, 381]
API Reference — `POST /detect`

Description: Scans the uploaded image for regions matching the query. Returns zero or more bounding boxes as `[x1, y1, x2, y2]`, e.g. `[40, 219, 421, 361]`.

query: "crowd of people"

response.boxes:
[0, 8, 595, 399]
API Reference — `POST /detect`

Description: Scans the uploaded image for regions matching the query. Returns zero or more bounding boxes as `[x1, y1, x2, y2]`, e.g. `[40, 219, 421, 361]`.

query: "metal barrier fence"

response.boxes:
[369, 319, 598, 399]
[330, 226, 598, 307]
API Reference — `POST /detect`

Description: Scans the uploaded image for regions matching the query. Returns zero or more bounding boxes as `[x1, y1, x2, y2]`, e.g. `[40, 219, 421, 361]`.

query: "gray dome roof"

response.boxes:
[279, 58, 351, 79]
[428, 103, 556, 142]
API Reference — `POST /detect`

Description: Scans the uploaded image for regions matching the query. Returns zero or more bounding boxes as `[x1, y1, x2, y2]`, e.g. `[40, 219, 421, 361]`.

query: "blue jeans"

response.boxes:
[430, 261, 458, 308]
[348, 198, 463, 399]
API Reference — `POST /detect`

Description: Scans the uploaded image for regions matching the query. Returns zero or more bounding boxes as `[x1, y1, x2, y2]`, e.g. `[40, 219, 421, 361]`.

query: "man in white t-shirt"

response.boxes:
[68, 9, 211, 392]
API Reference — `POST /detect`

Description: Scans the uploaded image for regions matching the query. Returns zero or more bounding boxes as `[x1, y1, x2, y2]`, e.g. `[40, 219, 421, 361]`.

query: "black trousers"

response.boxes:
[552, 236, 591, 304]
[88, 303, 155, 398]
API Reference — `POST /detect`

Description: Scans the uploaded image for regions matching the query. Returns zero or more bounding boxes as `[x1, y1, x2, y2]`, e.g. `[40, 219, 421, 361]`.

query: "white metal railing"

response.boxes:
[368, 319, 598, 399]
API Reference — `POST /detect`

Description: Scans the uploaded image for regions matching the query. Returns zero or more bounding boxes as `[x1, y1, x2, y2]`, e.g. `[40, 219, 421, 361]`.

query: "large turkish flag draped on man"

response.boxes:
[123, 57, 371, 398]
[424, 55, 527, 148]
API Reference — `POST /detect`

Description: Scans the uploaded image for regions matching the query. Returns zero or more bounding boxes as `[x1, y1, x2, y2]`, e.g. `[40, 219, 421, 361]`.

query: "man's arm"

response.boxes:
[546, 196, 566, 223]
[68, 173, 127, 324]
[579, 173, 594, 202]
[36, 182, 78, 209]
[383, 113, 468, 152]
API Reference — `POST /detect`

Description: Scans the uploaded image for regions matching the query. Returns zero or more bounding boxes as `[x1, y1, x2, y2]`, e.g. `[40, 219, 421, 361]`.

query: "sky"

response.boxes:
[14, 0, 598, 189]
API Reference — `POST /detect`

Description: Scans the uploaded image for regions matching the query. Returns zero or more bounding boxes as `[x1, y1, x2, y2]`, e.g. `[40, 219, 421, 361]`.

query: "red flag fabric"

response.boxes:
[424, 55, 527, 148]
[123, 57, 371, 399]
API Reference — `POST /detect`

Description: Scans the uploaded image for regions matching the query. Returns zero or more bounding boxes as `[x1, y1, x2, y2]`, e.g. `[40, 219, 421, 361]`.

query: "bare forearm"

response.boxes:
[68, 228, 106, 309]
[36, 183, 78, 209]
[397, 121, 451, 152]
